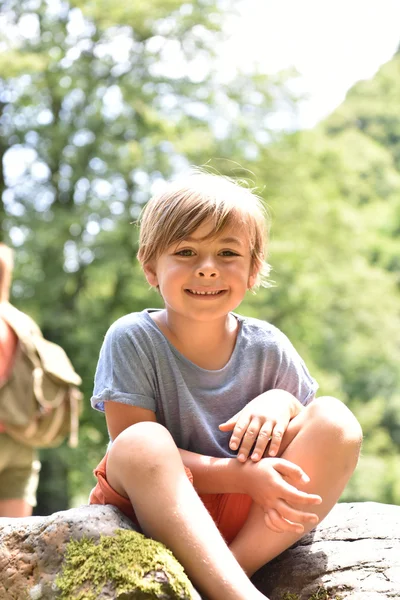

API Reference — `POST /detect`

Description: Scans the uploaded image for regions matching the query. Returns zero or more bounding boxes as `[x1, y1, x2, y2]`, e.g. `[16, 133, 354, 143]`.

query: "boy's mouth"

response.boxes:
[185, 289, 225, 296]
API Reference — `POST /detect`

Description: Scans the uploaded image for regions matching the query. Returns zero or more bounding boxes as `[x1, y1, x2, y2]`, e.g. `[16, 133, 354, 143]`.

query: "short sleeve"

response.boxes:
[91, 318, 156, 413]
[274, 330, 318, 406]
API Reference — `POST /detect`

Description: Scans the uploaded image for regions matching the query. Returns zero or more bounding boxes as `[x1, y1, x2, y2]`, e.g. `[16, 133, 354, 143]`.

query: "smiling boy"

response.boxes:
[89, 173, 362, 600]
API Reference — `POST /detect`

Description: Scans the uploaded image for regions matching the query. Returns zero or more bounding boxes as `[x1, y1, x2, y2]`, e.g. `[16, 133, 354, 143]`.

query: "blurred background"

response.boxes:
[1, 0, 400, 514]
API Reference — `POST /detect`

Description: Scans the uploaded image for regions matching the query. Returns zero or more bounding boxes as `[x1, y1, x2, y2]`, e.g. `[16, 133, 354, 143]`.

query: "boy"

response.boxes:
[90, 173, 362, 600]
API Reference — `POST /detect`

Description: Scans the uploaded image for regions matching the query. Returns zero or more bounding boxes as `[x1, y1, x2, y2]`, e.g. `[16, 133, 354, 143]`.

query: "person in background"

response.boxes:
[89, 173, 362, 600]
[0, 243, 40, 517]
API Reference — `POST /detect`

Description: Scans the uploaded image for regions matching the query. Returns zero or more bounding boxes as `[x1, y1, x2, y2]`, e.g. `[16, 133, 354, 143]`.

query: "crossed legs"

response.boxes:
[106, 397, 362, 599]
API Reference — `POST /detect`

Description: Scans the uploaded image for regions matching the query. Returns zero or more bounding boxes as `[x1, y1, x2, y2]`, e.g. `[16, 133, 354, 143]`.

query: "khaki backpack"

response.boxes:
[0, 302, 82, 448]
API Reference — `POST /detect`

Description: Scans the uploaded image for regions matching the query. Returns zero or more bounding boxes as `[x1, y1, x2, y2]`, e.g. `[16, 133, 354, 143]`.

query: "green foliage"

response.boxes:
[341, 454, 400, 504]
[0, 51, 49, 77]
[324, 53, 400, 167]
[0, 0, 235, 508]
[1, 0, 399, 507]
[239, 52, 400, 504]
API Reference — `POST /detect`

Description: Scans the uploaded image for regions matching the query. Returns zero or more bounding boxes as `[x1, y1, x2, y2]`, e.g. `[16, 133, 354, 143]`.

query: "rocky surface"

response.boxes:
[253, 501, 400, 599]
[0, 504, 198, 599]
[0, 502, 399, 599]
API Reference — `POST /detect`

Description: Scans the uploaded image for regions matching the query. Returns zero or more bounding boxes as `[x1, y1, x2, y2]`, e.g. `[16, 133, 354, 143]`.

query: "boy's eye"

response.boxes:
[175, 249, 195, 257]
[219, 250, 239, 257]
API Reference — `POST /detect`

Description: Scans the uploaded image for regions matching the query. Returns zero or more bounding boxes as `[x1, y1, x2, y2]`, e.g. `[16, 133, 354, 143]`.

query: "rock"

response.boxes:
[0, 504, 198, 599]
[0, 502, 399, 599]
[252, 501, 400, 599]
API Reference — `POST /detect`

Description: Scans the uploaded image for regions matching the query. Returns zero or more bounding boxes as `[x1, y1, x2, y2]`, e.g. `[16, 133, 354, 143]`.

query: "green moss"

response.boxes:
[281, 587, 344, 600]
[55, 529, 194, 599]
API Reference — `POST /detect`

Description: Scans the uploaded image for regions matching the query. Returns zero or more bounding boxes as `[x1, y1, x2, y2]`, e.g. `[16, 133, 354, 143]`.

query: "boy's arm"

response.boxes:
[179, 448, 243, 494]
[105, 400, 238, 492]
[104, 400, 321, 532]
[180, 447, 321, 535]
[104, 398, 304, 494]
[219, 389, 305, 462]
[105, 400, 157, 441]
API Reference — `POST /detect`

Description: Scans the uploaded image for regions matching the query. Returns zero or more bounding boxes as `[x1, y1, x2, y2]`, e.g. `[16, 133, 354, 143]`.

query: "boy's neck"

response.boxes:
[151, 309, 239, 370]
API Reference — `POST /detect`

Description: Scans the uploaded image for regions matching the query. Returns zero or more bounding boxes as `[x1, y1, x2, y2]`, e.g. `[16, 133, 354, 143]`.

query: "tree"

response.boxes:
[1, 0, 297, 511]
[0, 0, 233, 512]
[2, 0, 399, 507]
[238, 78, 400, 502]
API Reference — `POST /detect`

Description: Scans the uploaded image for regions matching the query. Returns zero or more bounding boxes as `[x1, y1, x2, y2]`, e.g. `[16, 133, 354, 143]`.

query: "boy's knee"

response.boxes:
[308, 396, 363, 446]
[110, 421, 177, 466]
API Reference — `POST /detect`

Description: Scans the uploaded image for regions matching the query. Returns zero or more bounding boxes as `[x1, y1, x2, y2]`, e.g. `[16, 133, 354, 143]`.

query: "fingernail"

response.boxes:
[301, 474, 310, 482]
[269, 449, 276, 456]
[230, 442, 237, 450]
[238, 454, 245, 461]
[252, 453, 259, 461]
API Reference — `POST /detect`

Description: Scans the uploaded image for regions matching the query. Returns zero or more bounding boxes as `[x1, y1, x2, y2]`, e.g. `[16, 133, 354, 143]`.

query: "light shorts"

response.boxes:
[90, 453, 253, 545]
[0, 433, 41, 506]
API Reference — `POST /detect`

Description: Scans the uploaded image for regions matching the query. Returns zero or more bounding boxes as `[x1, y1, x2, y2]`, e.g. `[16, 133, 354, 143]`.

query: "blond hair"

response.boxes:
[0, 243, 14, 302]
[137, 173, 271, 289]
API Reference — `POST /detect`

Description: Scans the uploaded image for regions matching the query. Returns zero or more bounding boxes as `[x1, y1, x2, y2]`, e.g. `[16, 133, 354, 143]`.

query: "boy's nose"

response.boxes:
[195, 264, 218, 278]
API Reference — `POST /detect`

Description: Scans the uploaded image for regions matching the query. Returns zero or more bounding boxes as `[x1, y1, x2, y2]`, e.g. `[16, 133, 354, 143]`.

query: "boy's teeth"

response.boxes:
[189, 289, 221, 295]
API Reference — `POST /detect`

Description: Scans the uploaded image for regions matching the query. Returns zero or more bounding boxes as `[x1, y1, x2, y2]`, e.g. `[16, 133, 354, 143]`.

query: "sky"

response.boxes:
[221, 0, 400, 128]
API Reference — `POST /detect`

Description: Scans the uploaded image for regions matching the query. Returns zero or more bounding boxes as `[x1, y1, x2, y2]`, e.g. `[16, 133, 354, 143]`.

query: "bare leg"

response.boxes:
[107, 421, 268, 600]
[230, 397, 362, 576]
[0, 498, 32, 517]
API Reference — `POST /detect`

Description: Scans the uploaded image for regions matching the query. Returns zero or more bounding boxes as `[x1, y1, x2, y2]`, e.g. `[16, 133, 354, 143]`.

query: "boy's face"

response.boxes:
[144, 219, 257, 322]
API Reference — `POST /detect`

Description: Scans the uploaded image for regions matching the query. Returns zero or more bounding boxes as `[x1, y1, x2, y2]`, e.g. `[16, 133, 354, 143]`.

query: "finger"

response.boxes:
[267, 424, 286, 457]
[235, 417, 262, 462]
[279, 480, 322, 506]
[218, 412, 240, 431]
[263, 509, 286, 533]
[275, 499, 320, 528]
[227, 414, 251, 454]
[251, 423, 273, 461]
[273, 458, 312, 484]
[266, 508, 302, 534]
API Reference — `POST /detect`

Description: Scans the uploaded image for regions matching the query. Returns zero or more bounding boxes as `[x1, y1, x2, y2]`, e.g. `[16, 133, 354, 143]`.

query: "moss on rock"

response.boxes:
[56, 529, 194, 599]
[281, 587, 344, 600]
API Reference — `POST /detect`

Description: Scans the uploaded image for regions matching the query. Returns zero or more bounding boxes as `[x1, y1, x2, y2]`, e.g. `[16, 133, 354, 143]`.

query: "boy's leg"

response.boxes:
[106, 421, 268, 600]
[229, 397, 362, 576]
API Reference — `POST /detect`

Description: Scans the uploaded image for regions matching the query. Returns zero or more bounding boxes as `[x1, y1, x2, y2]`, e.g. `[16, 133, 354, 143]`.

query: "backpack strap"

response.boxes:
[0, 302, 50, 400]
[0, 302, 43, 349]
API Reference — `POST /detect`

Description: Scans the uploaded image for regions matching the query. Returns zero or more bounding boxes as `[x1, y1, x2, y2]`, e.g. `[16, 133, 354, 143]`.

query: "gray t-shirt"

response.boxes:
[91, 309, 318, 458]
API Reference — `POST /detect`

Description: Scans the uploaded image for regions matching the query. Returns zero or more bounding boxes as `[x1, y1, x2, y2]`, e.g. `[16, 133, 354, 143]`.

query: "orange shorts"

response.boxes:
[89, 454, 253, 545]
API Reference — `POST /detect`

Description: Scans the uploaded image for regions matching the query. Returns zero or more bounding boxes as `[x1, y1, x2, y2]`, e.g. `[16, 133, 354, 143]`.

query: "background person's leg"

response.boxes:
[0, 498, 33, 517]
[0, 434, 40, 517]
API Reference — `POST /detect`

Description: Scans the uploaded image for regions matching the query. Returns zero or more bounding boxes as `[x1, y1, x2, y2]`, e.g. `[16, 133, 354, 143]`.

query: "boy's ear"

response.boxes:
[143, 262, 158, 288]
[247, 271, 257, 290]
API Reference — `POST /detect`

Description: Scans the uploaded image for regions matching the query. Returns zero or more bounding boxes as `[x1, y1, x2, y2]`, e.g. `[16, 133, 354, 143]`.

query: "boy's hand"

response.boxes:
[241, 457, 322, 534]
[219, 391, 299, 462]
